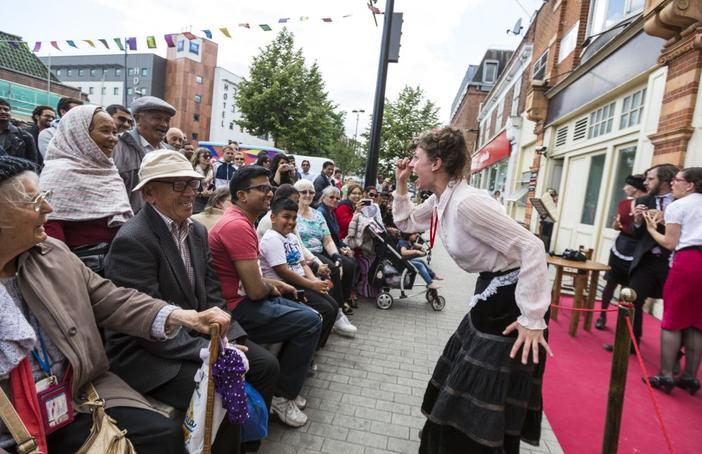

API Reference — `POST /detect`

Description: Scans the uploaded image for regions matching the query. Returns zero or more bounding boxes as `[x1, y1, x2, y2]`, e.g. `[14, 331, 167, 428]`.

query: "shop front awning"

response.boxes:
[471, 131, 511, 174]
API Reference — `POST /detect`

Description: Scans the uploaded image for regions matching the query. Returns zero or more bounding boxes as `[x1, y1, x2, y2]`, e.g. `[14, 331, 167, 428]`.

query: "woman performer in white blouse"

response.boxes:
[393, 127, 552, 454]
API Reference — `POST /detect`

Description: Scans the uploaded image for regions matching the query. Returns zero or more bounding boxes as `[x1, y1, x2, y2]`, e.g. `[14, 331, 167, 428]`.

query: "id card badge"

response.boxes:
[37, 381, 74, 434]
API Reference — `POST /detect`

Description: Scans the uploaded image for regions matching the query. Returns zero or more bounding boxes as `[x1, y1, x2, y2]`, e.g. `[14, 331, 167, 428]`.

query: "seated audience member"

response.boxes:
[214, 144, 237, 188]
[397, 232, 442, 289]
[287, 155, 301, 181]
[165, 127, 185, 151]
[0, 156, 230, 454]
[255, 151, 271, 169]
[192, 187, 232, 231]
[336, 183, 363, 240]
[270, 154, 296, 187]
[37, 97, 83, 158]
[104, 151, 280, 453]
[191, 147, 215, 213]
[294, 179, 355, 315]
[106, 104, 133, 135]
[345, 195, 388, 298]
[333, 169, 343, 190]
[260, 199, 355, 344]
[23, 104, 55, 166]
[378, 191, 396, 229]
[40, 106, 131, 254]
[318, 185, 359, 307]
[209, 165, 322, 428]
[182, 142, 195, 161]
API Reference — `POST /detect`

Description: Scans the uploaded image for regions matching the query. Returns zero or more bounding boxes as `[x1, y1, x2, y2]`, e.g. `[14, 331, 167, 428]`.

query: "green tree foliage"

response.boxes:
[235, 29, 345, 154]
[366, 85, 440, 177]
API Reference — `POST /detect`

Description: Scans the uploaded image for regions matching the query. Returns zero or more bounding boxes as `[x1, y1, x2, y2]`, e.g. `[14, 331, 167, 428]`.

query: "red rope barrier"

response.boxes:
[624, 316, 676, 454]
[550, 304, 619, 313]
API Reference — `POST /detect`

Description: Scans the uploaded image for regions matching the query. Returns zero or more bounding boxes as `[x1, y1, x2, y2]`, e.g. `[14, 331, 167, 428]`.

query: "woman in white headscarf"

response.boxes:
[39, 105, 132, 252]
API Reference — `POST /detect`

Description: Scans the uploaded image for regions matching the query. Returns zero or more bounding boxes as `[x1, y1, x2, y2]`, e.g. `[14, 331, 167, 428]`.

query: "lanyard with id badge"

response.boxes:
[32, 329, 74, 434]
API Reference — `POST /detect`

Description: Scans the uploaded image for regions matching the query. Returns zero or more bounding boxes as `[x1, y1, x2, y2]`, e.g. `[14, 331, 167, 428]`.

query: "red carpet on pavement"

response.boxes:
[543, 297, 702, 454]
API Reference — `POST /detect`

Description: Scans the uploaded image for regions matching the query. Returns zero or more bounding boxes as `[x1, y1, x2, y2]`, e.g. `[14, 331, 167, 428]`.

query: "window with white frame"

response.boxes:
[589, 0, 644, 36]
[495, 98, 504, 131]
[558, 22, 579, 64]
[88, 87, 94, 95]
[483, 61, 498, 83]
[90, 68, 97, 77]
[101, 87, 106, 95]
[588, 102, 615, 138]
[620, 88, 645, 129]
[511, 78, 521, 115]
[56, 69, 62, 76]
[113, 87, 119, 95]
[533, 50, 549, 81]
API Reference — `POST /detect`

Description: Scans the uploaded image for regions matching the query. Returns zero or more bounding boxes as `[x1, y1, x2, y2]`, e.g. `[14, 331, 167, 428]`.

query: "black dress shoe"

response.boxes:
[647, 375, 675, 394]
[595, 316, 606, 330]
[675, 377, 700, 396]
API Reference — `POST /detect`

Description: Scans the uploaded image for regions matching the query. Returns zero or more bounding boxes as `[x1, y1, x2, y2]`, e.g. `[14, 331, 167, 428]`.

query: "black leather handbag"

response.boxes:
[71, 242, 110, 276]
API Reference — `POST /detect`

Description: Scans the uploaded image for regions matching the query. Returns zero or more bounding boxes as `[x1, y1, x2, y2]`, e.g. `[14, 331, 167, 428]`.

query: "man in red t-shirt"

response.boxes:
[210, 165, 321, 428]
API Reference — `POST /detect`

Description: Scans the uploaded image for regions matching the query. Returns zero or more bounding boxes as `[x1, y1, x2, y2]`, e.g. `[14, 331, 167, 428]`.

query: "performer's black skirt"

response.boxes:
[419, 270, 547, 453]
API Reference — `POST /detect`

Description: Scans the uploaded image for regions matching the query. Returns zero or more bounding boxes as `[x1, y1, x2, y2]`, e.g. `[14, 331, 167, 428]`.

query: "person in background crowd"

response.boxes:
[300, 159, 316, 181]
[595, 175, 647, 330]
[605, 164, 679, 352]
[37, 97, 83, 158]
[378, 191, 396, 229]
[0, 155, 231, 454]
[209, 165, 322, 428]
[164, 127, 185, 151]
[336, 183, 363, 241]
[39, 105, 131, 253]
[313, 161, 335, 206]
[493, 190, 502, 203]
[0, 99, 38, 166]
[397, 232, 442, 289]
[317, 185, 359, 308]
[191, 147, 215, 214]
[112, 96, 176, 213]
[270, 154, 295, 187]
[104, 151, 279, 453]
[255, 151, 271, 169]
[287, 155, 302, 181]
[106, 104, 132, 135]
[332, 169, 343, 190]
[365, 186, 379, 204]
[394, 127, 551, 454]
[642, 167, 702, 395]
[182, 142, 195, 161]
[192, 187, 232, 231]
[259, 198, 345, 348]
[233, 150, 246, 169]
[340, 175, 356, 199]
[214, 144, 237, 188]
[23, 105, 55, 162]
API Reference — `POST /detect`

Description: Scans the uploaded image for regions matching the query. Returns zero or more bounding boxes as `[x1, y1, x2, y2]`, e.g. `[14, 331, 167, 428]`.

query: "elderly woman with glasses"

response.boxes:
[39, 106, 132, 264]
[0, 156, 230, 454]
[191, 147, 215, 213]
[293, 179, 355, 315]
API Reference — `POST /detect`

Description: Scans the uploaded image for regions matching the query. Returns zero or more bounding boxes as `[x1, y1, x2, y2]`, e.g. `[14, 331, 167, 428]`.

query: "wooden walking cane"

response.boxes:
[202, 323, 221, 454]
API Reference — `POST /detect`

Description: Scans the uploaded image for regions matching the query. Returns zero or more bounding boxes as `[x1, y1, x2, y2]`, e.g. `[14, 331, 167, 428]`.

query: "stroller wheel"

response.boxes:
[425, 288, 438, 303]
[376, 292, 394, 310]
[431, 296, 446, 311]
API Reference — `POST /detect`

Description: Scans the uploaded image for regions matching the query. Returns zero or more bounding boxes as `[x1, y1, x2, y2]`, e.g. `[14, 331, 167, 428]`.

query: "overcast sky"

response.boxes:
[4, 0, 545, 136]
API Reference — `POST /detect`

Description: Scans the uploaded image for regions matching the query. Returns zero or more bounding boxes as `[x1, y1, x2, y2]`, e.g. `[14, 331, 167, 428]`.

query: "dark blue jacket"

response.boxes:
[317, 203, 346, 249]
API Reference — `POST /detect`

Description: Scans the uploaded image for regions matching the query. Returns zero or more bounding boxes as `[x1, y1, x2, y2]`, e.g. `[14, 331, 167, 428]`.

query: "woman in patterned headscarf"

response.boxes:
[39, 105, 132, 250]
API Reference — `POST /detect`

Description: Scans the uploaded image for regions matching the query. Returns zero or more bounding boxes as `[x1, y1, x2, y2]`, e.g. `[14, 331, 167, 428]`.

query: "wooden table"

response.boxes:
[547, 256, 611, 337]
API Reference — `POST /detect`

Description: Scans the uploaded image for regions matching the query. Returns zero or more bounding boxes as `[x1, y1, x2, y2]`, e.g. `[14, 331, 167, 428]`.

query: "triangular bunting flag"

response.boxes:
[183, 32, 197, 40]
[368, 3, 381, 14]
[32, 41, 41, 52]
[50, 41, 61, 51]
[126, 37, 137, 51]
[164, 34, 176, 48]
[98, 39, 110, 49]
[146, 36, 157, 49]
[113, 38, 124, 51]
[202, 29, 212, 39]
[322, 18, 332, 23]
[259, 24, 272, 31]
[299, 16, 309, 21]
[219, 27, 232, 38]
[238, 23, 250, 29]
[83, 39, 96, 48]
[278, 18, 289, 23]
[66, 40, 78, 48]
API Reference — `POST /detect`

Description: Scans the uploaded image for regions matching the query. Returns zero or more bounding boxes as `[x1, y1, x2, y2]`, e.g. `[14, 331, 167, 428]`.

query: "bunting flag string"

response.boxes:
[2, 14, 355, 53]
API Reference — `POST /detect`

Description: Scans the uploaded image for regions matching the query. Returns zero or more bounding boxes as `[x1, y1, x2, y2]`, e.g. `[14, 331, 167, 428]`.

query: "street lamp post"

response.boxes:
[351, 109, 365, 152]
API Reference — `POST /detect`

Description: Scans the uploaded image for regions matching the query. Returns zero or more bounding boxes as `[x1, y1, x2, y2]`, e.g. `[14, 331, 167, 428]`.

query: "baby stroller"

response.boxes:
[366, 224, 446, 311]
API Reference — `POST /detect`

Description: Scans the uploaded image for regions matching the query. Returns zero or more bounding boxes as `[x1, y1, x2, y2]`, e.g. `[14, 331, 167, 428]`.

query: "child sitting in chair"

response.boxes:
[397, 232, 443, 290]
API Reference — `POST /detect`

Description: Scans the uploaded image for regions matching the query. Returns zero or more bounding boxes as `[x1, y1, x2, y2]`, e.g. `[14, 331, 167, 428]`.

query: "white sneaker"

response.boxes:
[333, 313, 357, 337]
[271, 396, 308, 427]
[294, 395, 307, 410]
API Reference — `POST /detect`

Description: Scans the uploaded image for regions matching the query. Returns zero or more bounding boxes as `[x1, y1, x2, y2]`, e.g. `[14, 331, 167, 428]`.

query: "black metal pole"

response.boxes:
[364, 0, 395, 188]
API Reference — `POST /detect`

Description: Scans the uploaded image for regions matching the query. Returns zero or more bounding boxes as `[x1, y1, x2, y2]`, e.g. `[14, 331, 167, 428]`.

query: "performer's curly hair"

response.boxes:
[411, 126, 469, 180]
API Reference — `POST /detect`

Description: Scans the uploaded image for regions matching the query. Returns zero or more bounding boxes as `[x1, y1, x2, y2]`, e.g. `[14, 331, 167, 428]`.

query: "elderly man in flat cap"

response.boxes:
[113, 96, 176, 212]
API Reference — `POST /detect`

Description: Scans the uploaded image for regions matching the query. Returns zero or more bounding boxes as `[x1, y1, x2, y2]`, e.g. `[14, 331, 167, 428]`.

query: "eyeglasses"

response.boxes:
[23, 190, 52, 212]
[234, 157, 245, 161]
[327, 196, 340, 200]
[368, 193, 378, 198]
[672, 177, 687, 183]
[242, 184, 275, 193]
[153, 180, 202, 192]
[201, 155, 211, 159]
[299, 190, 315, 196]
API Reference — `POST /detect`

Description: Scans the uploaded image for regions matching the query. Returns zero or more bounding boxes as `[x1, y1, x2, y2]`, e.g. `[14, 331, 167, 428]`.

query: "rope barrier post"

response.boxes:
[602, 288, 636, 454]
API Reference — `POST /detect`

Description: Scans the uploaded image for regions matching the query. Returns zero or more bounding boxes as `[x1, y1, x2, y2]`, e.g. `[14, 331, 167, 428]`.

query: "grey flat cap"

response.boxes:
[131, 96, 176, 116]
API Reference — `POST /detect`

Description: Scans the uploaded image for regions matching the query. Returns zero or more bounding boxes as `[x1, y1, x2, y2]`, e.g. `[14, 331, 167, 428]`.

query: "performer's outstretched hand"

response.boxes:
[395, 158, 412, 185]
[504, 322, 553, 365]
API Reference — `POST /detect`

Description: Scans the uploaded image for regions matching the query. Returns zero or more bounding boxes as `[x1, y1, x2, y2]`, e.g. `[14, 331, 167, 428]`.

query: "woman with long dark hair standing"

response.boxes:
[393, 127, 552, 454]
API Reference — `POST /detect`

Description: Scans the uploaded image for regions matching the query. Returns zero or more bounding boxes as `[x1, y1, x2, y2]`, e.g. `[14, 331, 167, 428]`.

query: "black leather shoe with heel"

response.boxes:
[646, 375, 675, 394]
[675, 377, 700, 396]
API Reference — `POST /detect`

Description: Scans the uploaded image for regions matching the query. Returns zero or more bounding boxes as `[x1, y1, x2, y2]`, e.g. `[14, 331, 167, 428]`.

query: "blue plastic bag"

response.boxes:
[241, 382, 268, 442]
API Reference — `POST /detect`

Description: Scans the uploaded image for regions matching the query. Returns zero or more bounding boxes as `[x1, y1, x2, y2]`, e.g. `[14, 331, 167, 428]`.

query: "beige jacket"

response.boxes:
[16, 237, 167, 413]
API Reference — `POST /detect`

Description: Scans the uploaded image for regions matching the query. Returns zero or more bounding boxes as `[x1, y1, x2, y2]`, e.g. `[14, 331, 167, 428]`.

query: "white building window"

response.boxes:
[533, 50, 549, 81]
[101, 87, 106, 95]
[56, 69, 62, 76]
[495, 98, 504, 131]
[78, 69, 85, 76]
[483, 61, 498, 83]
[67, 69, 73, 76]
[196, 75, 203, 84]
[127, 87, 133, 95]
[558, 22, 579, 64]
[115, 68, 122, 76]
[141, 68, 149, 76]
[90, 68, 97, 77]
[88, 87, 94, 95]
[588, 102, 615, 138]
[589, 0, 645, 36]
[194, 95, 202, 104]
[113, 87, 119, 95]
[620, 88, 645, 129]
[511, 78, 521, 115]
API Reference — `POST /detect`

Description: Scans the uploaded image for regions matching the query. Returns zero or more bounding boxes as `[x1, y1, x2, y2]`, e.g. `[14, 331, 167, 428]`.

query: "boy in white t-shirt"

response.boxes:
[260, 198, 356, 343]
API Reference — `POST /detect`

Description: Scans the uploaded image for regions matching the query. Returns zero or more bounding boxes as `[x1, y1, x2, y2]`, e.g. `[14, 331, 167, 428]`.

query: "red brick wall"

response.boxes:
[450, 86, 488, 154]
[0, 68, 82, 98]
